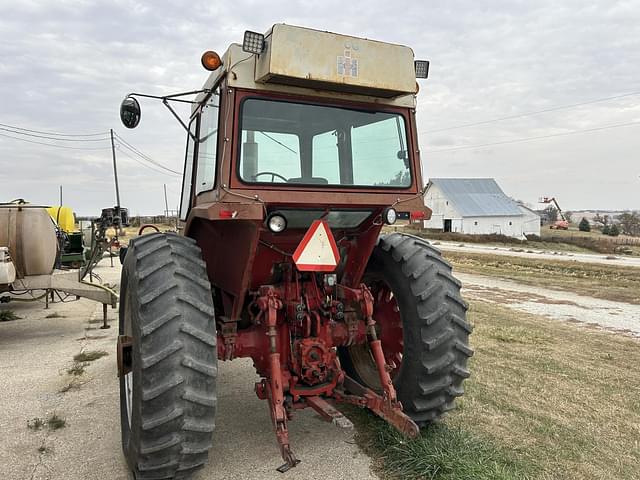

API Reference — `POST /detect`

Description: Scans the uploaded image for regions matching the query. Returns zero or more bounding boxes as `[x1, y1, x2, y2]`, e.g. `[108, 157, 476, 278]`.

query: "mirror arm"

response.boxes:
[124, 89, 212, 141]
[127, 89, 211, 105]
[162, 98, 198, 143]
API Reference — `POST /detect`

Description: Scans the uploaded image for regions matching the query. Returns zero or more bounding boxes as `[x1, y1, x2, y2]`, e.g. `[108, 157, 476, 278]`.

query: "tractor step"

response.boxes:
[306, 396, 354, 429]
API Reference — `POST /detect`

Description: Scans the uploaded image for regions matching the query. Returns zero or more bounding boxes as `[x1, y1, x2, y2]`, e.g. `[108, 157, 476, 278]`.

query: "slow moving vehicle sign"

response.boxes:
[292, 220, 340, 271]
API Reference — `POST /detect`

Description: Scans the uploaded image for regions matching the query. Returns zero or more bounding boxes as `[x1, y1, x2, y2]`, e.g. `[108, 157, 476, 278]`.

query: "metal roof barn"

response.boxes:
[423, 178, 540, 238]
[430, 178, 522, 217]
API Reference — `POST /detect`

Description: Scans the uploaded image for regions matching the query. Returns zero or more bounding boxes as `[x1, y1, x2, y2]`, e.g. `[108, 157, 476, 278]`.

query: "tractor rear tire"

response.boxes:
[119, 233, 217, 480]
[339, 233, 472, 425]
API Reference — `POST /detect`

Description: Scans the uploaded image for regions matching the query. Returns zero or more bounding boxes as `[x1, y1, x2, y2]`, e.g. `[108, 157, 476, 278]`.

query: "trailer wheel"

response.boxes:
[339, 233, 472, 425]
[119, 233, 217, 480]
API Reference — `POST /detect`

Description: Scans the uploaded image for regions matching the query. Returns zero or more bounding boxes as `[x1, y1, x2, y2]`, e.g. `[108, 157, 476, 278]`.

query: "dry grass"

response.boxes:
[73, 350, 108, 362]
[452, 301, 640, 480]
[353, 301, 640, 480]
[66, 363, 88, 376]
[385, 225, 640, 256]
[444, 251, 640, 304]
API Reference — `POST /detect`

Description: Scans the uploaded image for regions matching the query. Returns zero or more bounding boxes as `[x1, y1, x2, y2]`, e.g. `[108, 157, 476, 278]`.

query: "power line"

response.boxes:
[116, 141, 182, 175]
[0, 132, 113, 150]
[420, 91, 640, 134]
[0, 122, 108, 137]
[115, 145, 181, 177]
[114, 132, 181, 175]
[428, 120, 640, 154]
[0, 126, 110, 142]
[113, 133, 156, 162]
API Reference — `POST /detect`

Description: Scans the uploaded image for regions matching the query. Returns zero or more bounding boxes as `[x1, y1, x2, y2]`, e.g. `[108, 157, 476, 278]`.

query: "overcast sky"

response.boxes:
[1, 0, 639, 215]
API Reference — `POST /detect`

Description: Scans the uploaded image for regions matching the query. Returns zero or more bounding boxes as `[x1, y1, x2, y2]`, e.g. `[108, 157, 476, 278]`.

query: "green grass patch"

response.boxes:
[0, 309, 20, 321]
[350, 407, 535, 480]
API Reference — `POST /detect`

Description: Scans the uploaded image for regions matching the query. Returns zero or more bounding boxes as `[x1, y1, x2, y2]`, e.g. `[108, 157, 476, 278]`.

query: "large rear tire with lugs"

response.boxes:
[119, 233, 217, 480]
[339, 233, 472, 425]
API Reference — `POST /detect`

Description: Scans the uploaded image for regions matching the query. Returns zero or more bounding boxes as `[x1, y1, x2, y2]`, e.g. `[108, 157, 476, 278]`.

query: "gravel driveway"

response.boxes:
[0, 264, 375, 480]
[458, 272, 640, 337]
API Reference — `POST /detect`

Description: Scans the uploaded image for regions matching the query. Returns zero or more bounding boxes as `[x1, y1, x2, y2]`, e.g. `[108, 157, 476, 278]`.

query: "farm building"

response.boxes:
[423, 178, 540, 239]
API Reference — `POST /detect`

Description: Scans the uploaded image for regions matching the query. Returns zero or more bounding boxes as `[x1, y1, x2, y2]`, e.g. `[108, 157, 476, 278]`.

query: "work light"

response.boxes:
[414, 60, 430, 79]
[383, 207, 397, 225]
[243, 31, 265, 54]
[267, 213, 287, 233]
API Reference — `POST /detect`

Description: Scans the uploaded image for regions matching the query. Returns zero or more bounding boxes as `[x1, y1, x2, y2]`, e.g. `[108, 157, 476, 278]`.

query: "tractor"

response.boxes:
[117, 24, 472, 479]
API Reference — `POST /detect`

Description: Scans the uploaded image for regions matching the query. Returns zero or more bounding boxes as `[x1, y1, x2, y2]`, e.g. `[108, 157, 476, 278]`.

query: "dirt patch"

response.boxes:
[459, 272, 640, 338]
[446, 250, 640, 305]
[464, 285, 582, 308]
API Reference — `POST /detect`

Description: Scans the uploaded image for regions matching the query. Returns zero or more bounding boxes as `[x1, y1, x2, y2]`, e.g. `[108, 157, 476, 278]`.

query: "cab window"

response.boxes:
[179, 117, 198, 221]
[195, 90, 220, 194]
[237, 98, 411, 188]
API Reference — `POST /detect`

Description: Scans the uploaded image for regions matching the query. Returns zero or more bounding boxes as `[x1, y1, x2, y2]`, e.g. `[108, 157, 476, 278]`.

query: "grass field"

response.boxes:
[442, 251, 640, 305]
[386, 225, 640, 256]
[351, 301, 640, 480]
[540, 227, 640, 256]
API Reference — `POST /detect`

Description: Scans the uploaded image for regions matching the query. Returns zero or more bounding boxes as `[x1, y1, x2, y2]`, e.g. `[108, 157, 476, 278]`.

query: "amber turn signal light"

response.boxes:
[201, 51, 222, 71]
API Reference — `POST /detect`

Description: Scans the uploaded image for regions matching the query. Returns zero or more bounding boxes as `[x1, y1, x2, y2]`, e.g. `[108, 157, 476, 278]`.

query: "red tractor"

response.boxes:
[117, 24, 472, 479]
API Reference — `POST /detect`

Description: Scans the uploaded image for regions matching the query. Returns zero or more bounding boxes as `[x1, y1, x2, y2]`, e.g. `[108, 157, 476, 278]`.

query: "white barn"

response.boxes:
[518, 204, 542, 237]
[423, 178, 540, 239]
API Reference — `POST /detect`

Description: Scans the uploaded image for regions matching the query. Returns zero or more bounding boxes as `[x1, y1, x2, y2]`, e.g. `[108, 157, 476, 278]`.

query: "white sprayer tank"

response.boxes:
[0, 204, 57, 278]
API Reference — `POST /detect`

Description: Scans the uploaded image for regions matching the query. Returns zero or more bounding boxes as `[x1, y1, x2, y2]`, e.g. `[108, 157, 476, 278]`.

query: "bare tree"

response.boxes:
[543, 205, 558, 223]
[564, 211, 573, 223]
[617, 211, 640, 236]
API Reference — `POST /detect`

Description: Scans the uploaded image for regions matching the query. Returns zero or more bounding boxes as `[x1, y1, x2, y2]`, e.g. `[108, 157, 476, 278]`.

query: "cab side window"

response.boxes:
[195, 90, 220, 194]
[179, 117, 198, 221]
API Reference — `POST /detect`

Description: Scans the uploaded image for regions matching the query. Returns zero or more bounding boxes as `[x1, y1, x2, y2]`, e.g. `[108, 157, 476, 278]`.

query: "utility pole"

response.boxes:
[59, 185, 63, 206]
[163, 183, 169, 217]
[110, 129, 121, 209]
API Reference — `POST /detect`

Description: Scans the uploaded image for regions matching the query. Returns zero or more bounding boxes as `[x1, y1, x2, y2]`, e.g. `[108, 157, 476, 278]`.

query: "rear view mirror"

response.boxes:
[120, 96, 141, 129]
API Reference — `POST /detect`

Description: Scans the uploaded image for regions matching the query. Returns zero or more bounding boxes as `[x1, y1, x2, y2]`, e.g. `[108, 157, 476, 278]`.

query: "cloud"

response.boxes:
[1, 0, 639, 214]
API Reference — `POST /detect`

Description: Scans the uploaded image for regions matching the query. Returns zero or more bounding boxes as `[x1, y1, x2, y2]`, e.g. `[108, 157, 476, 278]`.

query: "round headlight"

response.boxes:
[383, 207, 397, 225]
[267, 214, 287, 233]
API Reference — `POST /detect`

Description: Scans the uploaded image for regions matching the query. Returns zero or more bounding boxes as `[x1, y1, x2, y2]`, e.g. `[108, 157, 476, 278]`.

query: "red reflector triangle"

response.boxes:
[292, 220, 340, 272]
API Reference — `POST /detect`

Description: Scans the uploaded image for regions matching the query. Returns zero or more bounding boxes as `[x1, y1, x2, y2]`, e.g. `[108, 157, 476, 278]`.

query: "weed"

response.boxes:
[73, 350, 108, 363]
[0, 310, 20, 321]
[27, 418, 45, 430]
[59, 377, 83, 393]
[67, 362, 88, 376]
[47, 414, 66, 430]
[45, 312, 64, 319]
